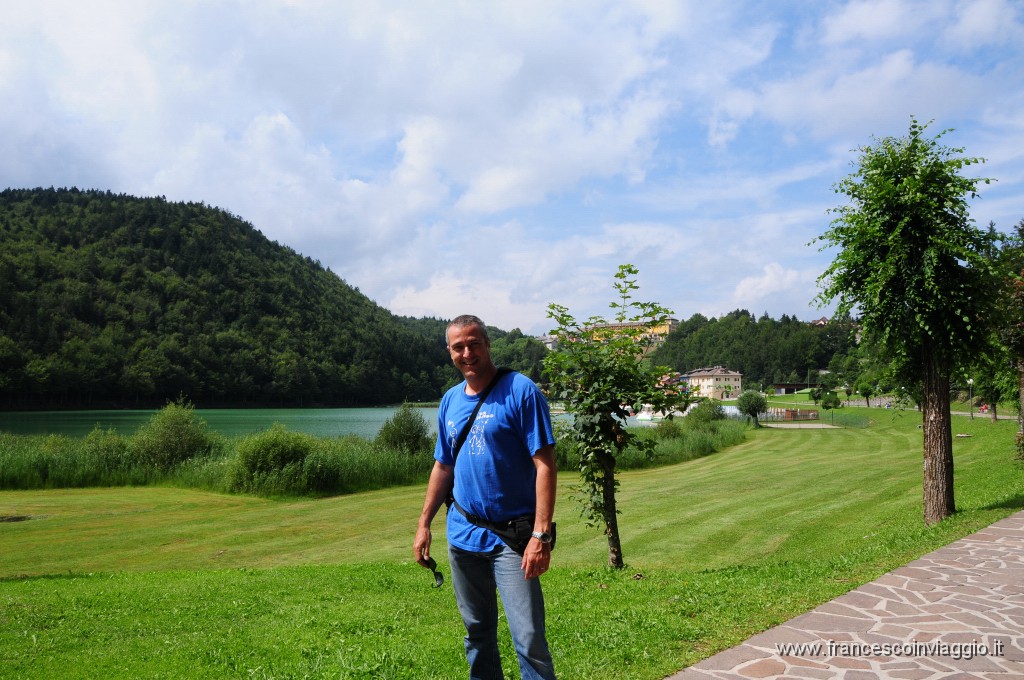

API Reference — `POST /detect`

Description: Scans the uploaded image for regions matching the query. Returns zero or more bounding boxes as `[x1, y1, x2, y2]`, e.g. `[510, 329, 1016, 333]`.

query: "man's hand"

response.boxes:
[521, 537, 551, 579]
[414, 461, 453, 568]
[414, 526, 432, 567]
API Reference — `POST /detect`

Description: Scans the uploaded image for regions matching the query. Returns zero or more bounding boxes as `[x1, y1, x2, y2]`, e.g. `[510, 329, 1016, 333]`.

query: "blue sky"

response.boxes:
[3, 1, 1023, 335]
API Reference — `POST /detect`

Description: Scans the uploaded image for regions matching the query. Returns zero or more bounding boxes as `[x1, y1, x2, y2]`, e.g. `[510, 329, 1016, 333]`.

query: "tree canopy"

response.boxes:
[735, 390, 768, 428]
[815, 119, 1001, 525]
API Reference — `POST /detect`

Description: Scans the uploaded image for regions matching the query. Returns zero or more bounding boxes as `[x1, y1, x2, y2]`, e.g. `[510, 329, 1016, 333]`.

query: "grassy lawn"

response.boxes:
[1, 410, 1022, 679]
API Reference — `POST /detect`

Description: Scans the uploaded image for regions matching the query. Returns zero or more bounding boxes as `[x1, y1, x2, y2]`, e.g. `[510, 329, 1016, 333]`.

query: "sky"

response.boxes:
[2, 1, 1023, 336]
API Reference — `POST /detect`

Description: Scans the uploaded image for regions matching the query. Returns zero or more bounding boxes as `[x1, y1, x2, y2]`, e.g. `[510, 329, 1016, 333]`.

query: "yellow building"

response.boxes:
[588, 318, 679, 345]
[540, 318, 678, 352]
[682, 366, 743, 400]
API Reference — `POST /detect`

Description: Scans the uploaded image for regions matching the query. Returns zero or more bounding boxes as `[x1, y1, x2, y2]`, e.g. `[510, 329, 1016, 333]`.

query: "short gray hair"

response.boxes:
[446, 315, 489, 345]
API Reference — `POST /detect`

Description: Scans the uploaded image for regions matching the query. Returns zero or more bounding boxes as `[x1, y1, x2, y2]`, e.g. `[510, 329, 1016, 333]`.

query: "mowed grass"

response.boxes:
[1, 410, 1022, 679]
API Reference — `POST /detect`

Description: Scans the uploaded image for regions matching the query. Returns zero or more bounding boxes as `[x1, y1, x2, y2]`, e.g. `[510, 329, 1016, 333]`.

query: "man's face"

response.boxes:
[447, 323, 494, 382]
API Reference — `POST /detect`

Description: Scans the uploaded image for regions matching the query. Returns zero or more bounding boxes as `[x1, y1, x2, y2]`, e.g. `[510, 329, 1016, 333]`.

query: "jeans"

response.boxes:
[449, 543, 556, 680]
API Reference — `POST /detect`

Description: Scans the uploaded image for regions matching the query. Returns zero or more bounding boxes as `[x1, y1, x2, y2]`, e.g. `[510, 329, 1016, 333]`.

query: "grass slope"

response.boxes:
[1, 410, 1022, 679]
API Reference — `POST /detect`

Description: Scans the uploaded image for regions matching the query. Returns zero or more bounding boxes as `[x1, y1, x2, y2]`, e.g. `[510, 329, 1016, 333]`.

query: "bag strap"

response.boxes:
[451, 498, 522, 533]
[452, 498, 555, 554]
[451, 367, 513, 465]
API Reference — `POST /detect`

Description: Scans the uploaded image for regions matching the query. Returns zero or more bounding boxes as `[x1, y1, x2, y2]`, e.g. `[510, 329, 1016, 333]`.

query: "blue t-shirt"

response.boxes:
[435, 370, 556, 552]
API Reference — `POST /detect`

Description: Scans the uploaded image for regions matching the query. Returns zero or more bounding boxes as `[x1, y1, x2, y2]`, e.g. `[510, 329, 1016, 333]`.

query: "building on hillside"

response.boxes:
[588, 318, 679, 345]
[537, 334, 558, 351]
[681, 366, 743, 400]
[541, 318, 679, 352]
[810, 316, 830, 327]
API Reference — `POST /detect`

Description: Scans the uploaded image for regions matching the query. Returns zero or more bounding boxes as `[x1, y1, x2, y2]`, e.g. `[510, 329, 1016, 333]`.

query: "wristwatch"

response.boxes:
[531, 530, 553, 543]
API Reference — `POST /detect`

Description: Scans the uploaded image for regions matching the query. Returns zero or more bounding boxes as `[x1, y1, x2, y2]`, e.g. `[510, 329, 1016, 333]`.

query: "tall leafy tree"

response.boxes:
[815, 118, 1001, 525]
[995, 219, 1024, 434]
[545, 264, 691, 568]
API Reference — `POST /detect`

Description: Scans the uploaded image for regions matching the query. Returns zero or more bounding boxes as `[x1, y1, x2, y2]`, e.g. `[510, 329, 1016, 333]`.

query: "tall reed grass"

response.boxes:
[554, 416, 749, 471]
[0, 401, 437, 497]
[225, 424, 434, 497]
[1, 402, 753, 497]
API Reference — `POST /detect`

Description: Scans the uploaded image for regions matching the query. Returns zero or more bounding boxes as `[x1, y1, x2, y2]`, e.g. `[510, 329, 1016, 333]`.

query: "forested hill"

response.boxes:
[0, 187, 456, 408]
[651, 309, 859, 390]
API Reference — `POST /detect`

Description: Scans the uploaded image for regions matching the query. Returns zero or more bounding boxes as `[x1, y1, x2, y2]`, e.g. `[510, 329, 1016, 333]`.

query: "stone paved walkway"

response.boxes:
[667, 511, 1024, 679]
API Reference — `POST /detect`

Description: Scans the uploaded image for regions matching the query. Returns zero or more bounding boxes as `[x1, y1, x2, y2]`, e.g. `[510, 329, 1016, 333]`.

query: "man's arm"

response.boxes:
[522, 444, 556, 578]
[414, 460, 454, 567]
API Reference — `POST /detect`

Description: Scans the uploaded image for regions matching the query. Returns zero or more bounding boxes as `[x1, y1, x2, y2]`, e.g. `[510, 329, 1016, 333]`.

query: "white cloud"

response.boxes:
[389, 271, 555, 335]
[730, 263, 819, 311]
[2, 1, 1023, 333]
[820, 0, 944, 45]
[756, 50, 988, 140]
[945, 0, 1024, 49]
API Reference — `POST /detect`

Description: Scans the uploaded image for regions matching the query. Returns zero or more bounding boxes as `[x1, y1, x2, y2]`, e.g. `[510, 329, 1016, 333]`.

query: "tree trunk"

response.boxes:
[991, 402, 998, 422]
[921, 352, 955, 525]
[600, 451, 624, 569]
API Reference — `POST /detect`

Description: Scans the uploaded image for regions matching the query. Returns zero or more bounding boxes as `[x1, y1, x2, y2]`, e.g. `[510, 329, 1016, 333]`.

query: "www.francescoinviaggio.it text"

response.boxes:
[775, 638, 1006, 661]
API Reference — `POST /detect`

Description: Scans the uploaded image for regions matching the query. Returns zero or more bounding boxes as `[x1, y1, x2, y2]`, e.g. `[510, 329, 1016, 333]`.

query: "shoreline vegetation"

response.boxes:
[0, 399, 751, 497]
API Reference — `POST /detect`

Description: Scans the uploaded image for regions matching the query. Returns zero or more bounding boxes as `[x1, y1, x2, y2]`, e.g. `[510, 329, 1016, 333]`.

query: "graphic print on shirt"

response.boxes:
[467, 411, 494, 455]
[446, 420, 458, 453]
[446, 410, 493, 457]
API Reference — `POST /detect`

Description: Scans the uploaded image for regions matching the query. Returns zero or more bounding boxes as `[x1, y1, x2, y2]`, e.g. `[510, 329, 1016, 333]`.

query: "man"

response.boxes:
[414, 315, 557, 680]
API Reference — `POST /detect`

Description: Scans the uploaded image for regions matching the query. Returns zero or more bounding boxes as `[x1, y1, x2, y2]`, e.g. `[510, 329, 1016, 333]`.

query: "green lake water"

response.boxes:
[0, 407, 440, 439]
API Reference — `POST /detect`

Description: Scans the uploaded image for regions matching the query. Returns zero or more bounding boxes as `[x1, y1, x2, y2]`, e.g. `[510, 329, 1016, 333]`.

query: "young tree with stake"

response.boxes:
[545, 265, 691, 568]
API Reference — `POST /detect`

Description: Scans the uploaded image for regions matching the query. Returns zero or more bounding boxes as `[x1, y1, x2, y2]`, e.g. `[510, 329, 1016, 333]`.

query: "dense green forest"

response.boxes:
[0, 188, 463, 408]
[652, 310, 859, 391]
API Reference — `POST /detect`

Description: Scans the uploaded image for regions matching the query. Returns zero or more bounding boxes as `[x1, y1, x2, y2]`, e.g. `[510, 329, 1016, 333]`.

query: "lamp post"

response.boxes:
[967, 378, 974, 420]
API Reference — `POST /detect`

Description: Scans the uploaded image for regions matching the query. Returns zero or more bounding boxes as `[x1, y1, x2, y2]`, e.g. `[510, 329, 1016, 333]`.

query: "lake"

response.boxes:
[0, 407, 441, 439]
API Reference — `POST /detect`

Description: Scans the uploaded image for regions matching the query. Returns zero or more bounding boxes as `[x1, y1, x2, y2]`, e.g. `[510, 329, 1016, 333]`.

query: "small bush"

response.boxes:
[1016, 431, 1024, 463]
[647, 418, 746, 465]
[228, 424, 318, 495]
[820, 392, 843, 411]
[302, 445, 345, 494]
[129, 400, 223, 471]
[375, 403, 433, 455]
[687, 399, 725, 425]
[226, 427, 435, 497]
[172, 455, 233, 493]
[654, 419, 683, 440]
[82, 427, 131, 476]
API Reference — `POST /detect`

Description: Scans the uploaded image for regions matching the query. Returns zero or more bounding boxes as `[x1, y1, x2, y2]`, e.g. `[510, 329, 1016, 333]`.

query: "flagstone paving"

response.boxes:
[667, 510, 1024, 679]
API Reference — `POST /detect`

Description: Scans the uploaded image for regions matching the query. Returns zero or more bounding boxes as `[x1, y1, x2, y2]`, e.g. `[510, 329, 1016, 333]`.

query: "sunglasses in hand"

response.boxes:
[425, 556, 444, 588]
